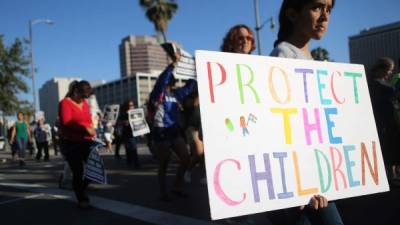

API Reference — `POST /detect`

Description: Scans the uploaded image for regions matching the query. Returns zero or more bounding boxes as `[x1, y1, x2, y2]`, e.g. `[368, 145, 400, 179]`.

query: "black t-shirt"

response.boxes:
[118, 112, 133, 139]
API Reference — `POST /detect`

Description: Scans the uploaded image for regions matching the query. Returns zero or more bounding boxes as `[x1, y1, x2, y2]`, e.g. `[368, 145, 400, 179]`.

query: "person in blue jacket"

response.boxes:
[150, 48, 197, 201]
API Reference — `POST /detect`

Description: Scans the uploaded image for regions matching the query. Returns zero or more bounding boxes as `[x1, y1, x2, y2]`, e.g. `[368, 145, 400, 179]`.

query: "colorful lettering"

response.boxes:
[270, 108, 298, 144]
[236, 64, 260, 104]
[214, 159, 246, 206]
[207, 62, 226, 103]
[248, 154, 275, 202]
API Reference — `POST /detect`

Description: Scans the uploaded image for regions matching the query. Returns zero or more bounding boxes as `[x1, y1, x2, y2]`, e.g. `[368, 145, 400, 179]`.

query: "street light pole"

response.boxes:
[253, 0, 275, 55]
[254, 0, 262, 55]
[28, 19, 53, 116]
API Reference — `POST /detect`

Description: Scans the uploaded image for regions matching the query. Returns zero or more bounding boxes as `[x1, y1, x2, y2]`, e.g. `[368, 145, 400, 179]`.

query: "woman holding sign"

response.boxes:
[117, 100, 140, 169]
[59, 80, 95, 209]
[269, 0, 344, 224]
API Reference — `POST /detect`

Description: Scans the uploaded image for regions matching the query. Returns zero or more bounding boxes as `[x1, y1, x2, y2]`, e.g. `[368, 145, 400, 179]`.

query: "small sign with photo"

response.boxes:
[103, 104, 120, 125]
[128, 108, 150, 137]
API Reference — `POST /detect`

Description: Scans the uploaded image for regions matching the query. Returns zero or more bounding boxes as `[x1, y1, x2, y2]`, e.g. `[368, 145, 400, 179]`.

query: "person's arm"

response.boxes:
[27, 123, 32, 142]
[149, 64, 175, 105]
[174, 79, 197, 102]
[9, 124, 16, 144]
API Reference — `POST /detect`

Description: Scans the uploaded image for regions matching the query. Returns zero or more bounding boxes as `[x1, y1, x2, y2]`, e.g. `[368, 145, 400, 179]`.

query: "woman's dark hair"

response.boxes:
[65, 80, 92, 98]
[369, 57, 394, 79]
[274, 0, 336, 47]
[121, 100, 134, 112]
[220, 24, 256, 53]
[65, 80, 79, 97]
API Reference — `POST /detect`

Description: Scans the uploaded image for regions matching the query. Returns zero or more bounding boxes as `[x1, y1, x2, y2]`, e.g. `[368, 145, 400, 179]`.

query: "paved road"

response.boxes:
[0, 144, 398, 225]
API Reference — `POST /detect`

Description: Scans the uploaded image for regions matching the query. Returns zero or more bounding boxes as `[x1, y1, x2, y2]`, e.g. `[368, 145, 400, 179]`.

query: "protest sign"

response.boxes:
[161, 42, 196, 79]
[175, 48, 196, 79]
[85, 142, 107, 184]
[128, 108, 150, 137]
[195, 50, 389, 220]
[103, 104, 120, 125]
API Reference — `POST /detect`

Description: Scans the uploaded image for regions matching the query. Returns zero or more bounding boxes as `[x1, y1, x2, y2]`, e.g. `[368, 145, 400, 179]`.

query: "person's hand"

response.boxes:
[299, 195, 328, 210]
[86, 127, 96, 136]
[106, 142, 112, 152]
[172, 49, 182, 66]
[9, 139, 14, 145]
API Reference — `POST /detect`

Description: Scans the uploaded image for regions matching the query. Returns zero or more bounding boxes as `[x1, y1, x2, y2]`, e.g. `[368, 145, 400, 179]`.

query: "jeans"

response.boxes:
[62, 140, 91, 202]
[15, 138, 27, 158]
[36, 141, 49, 160]
[267, 202, 344, 225]
[297, 203, 344, 225]
[124, 137, 139, 168]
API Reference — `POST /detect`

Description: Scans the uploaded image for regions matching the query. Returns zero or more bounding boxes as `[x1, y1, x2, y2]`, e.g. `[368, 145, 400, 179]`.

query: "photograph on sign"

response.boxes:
[103, 104, 120, 124]
[161, 42, 196, 79]
[195, 50, 389, 220]
[128, 108, 150, 137]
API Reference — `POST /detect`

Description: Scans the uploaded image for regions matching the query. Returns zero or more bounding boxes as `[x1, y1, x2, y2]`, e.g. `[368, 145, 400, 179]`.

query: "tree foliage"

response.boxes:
[139, 0, 178, 43]
[311, 47, 332, 61]
[0, 35, 32, 116]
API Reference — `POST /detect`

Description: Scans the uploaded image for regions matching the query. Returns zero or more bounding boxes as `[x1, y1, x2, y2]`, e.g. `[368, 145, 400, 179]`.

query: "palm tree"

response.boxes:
[139, 0, 178, 43]
[311, 47, 331, 61]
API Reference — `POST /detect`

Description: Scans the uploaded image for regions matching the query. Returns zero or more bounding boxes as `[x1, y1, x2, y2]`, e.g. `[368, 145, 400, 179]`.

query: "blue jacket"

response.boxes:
[150, 64, 196, 128]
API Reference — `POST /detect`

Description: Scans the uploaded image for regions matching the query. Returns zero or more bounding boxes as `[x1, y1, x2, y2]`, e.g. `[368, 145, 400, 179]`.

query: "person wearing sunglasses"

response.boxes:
[221, 24, 256, 54]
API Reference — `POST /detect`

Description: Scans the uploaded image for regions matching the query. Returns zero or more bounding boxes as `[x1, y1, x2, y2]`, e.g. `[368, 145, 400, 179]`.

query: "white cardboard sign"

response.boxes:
[195, 50, 389, 220]
[128, 108, 150, 137]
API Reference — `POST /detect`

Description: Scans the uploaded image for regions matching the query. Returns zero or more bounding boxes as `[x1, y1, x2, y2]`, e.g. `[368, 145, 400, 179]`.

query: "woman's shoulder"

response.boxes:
[60, 98, 72, 105]
[269, 42, 297, 58]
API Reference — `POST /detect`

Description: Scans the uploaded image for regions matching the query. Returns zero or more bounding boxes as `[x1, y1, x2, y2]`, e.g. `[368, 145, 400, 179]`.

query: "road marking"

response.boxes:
[0, 179, 221, 225]
[0, 193, 44, 205]
[0, 182, 45, 188]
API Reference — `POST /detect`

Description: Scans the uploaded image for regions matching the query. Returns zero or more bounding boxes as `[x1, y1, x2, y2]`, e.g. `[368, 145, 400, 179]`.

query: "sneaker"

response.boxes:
[184, 171, 191, 183]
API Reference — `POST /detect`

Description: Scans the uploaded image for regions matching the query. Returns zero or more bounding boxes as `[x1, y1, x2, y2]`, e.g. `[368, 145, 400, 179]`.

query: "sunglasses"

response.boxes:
[237, 35, 253, 42]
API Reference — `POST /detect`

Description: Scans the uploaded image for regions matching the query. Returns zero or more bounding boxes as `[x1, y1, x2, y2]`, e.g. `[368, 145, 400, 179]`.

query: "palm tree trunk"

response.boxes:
[161, 31, 167, 43]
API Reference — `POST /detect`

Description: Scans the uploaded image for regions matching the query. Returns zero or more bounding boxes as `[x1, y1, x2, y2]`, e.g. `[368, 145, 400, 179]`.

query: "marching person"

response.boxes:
[269, 0, 344, 224]
[59, 80, 95, 209]
[9, 112, 32, 166]
[150, 47, 197, 201]
[117, 100, 140, 168]
[33, 118, 52, 161]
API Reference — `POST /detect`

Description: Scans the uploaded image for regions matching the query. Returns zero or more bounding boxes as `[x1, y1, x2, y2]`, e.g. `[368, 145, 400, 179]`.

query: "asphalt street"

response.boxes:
[0, 144, 399, 225]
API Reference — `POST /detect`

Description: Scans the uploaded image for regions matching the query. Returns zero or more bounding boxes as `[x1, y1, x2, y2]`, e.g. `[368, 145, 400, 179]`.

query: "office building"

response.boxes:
[92, 71, 188, 110]
[349, 21, 400, 72]
[119, 35, 170, 77]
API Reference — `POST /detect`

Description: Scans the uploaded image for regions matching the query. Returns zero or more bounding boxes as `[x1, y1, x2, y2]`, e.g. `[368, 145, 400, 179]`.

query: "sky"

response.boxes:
[1, 0, 399, 105]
